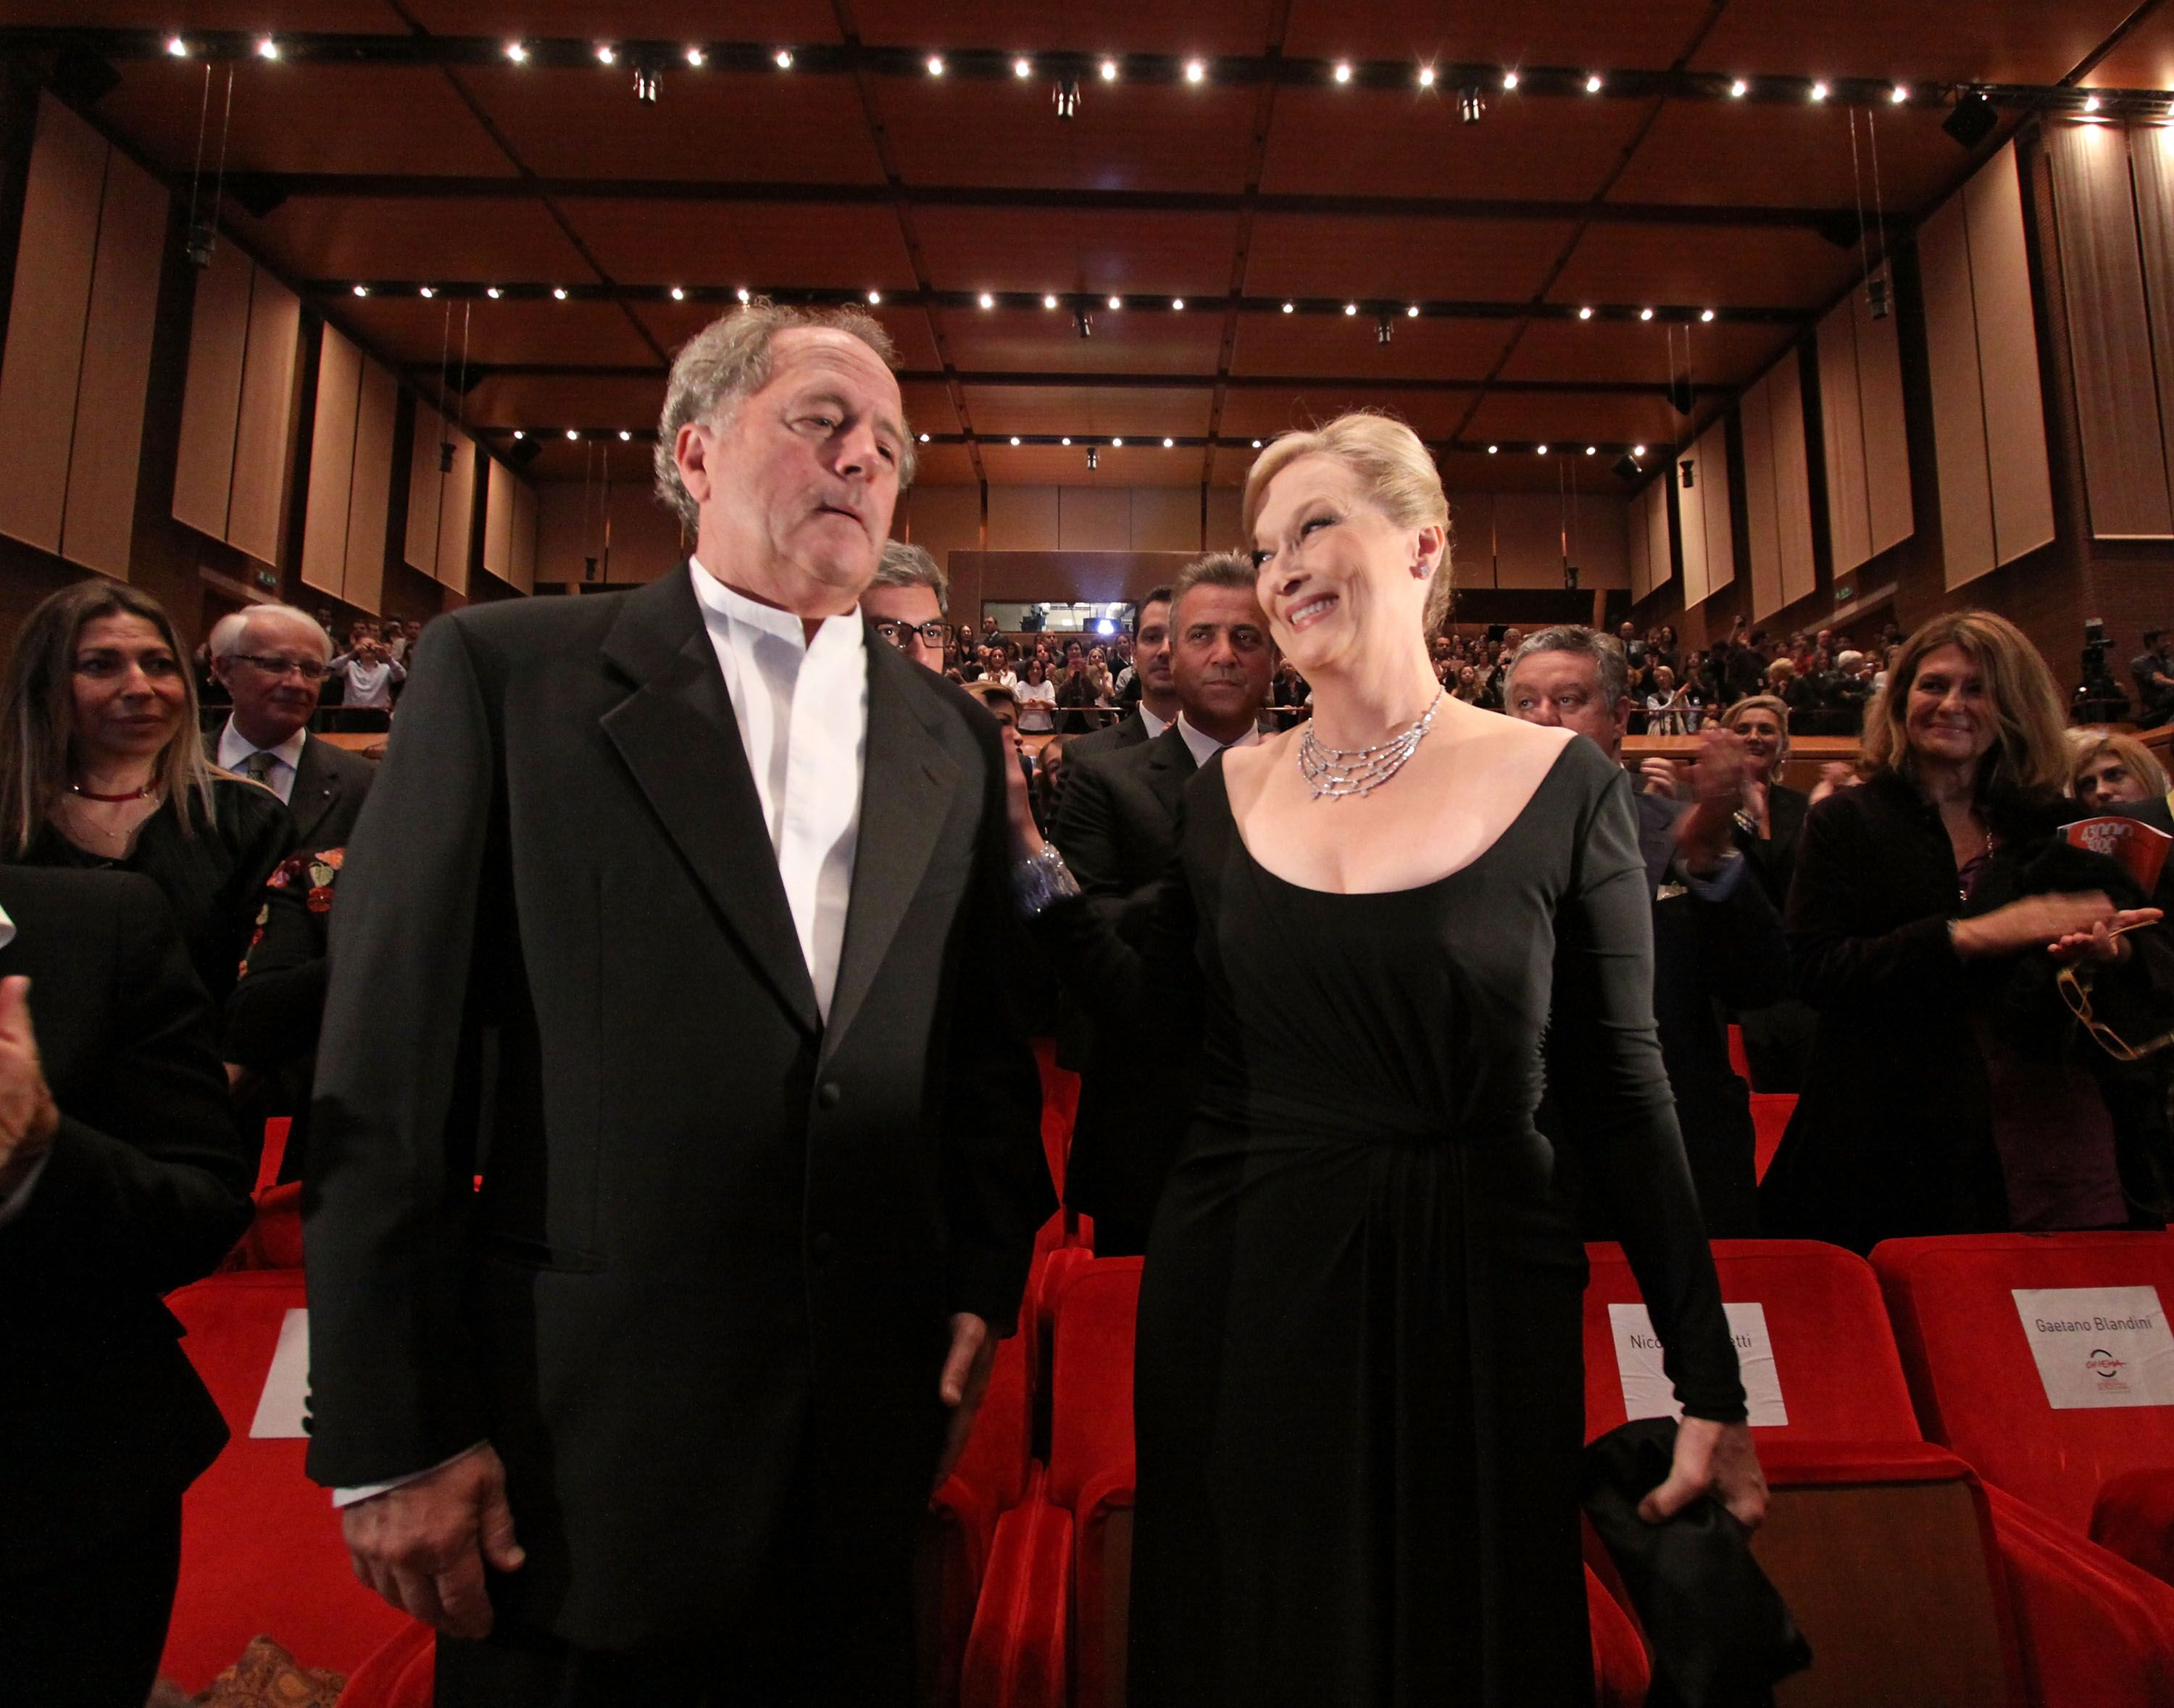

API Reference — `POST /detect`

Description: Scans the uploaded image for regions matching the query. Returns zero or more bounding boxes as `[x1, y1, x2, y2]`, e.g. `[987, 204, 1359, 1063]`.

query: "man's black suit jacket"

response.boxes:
[1062, 707, 1151, 768]
[304, 565, 1051, 1651]
[0, 868, 254, 1544]
[1045, 725, 1196, 1243]
[287, 731, 375, 853]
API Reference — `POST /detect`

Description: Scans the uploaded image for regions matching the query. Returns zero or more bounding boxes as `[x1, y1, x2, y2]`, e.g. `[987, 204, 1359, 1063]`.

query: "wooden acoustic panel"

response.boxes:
[172, 239, 254, 541]
[1920, 193, 1997, 590]
[1965, 143, 2054, 565]
[301, 325, 362, 597]
[1646, 460, 1674, 594]
[480, 454, 515, 582]
[227, 266, 301, 565]
[509, 477, 538, 595]
[1739, 370, 1785, 620]
[1698, 417, 1735, 601]
[1678, 446, 1710, 609]
[343, 357, 397, 615]
[434, 429, 476, 593]
[0, 93, 105, 557]
[60, 139, 168, 580]
[404, 398, 445, 578]
[1628, 478, 1653, 601]
[1817, 298, 1873, 575]
[1768, 353, 1816, 609]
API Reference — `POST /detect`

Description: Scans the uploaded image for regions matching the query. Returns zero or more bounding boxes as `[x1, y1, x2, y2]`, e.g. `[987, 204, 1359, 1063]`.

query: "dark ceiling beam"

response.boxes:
[414, 361, 1731, 399]
[491, 426, 1676, 459]
[228, 172, 1888, 233]
[10, 28, 2155, 114]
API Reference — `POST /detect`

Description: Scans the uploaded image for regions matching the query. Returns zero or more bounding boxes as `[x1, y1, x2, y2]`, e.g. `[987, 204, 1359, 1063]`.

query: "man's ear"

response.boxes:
[676, 421, 714, 507]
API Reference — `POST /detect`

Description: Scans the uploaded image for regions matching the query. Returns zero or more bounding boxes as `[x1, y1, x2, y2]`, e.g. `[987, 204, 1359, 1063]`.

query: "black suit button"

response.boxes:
[812, 1232, 836, 1262]
[817, 1081, 842, 1109]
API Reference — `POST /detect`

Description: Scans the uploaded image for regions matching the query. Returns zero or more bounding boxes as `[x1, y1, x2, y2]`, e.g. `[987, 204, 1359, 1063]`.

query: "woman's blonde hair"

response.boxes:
[2069, 727, 2170, 803]
[1241, 412, 1453, 630]
[1723, 693, 1794, 770]
[0, 579, 217, 855]
[1862, 609, 2068, 799]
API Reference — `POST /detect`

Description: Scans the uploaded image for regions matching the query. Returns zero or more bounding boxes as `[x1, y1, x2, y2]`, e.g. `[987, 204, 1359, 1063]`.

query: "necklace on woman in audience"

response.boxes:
[1298, 688, 1445, 801]
[67, 778, 159, 802]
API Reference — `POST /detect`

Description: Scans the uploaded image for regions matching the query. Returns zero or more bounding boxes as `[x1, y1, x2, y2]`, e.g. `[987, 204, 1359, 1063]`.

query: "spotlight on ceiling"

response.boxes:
[1252, 439, 1264, 448]
[1810, 81, 1830, 102]
[978, 291, 995, 309]
[165, 36, 188, 56]
[1010, 436, 1021, 446]
[1585, 73, 1603, 94]
[1634, 445, 1646, 456]
[1639, 307, 1654, 321]
[1406, 304, 1420, 317]
[1578, 306, 1594, 320]
[1100, 59, 1119, 82]
[1186, 59, 1206, 84]
[1054, 78, 1081, 117]
[1891, 83, 1909, 104]
[774, 49, 793, 69]
[867, 290, 881, 304]
[925, 55, 945, 77]
[1486, 444, 1499, 454]
[1614, 452, 1642, 481]
[565, 429, 578, 441]
[1944, 89, 1999, 149]
[1459, 85, 1485, 123]
[670, 286, 685, 301]
[1013, 57, 1032, 79]
[419, 285, 435, 298]
[553, 287, 568, 300]
[1700, 308, 1715, 322]
[1344, 301, 1358, 316]
[256, 36, 279, 59]
[1418, 65, 1436, 89]
[1062, 436, 1072, 445]
[1729, 78, 1748, 98]
[1043, 293, 1059, 309]
[1108, 295, 1122, 310]
[1075, 307, 1094, 338]
[620, 430, 632, 442]
[1112, 437, 1123, 446]
[1502, 70, 1519, 91]
[633, 65, 660, 102]
[1162, 436, 1175, 447]
[596, 44, 616, 65]
[1333, 62, 1353, 85]
[1586, 446, 1597, 455]
[918, 432, 930, 442]
[1376, 314, 1393, 344]
[736, 287, 751, 302]
[685, 46, 704, 67]
[352, 283, 369, 297]
[1281, 301, 1295, 314]
[486, 286, 501, 299]
[1536, 443, 1549, 455]
[2084, 93, 2103, 114]
[504, 41, 528, 64]
[1172, 297, 1185, 311]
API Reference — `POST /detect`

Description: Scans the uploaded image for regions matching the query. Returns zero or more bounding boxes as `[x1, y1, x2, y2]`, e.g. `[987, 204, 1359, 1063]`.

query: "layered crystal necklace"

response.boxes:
[1297, 687, 1445, 800]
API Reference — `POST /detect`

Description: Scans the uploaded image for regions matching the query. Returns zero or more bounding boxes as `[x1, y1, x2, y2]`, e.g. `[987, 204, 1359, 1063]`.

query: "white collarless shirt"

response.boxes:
[1175, 712, 1260, 769]
[217, 717, 309, 804]
[688, 557, 868, 1022]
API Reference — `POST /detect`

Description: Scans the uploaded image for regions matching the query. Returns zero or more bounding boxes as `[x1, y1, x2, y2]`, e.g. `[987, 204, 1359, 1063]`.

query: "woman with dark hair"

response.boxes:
[1762, 611, 2173, 1249]
[0, 581, 291, 1007]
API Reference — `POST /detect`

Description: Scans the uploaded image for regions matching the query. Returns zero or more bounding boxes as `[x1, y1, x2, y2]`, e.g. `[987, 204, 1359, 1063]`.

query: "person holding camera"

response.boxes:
[327, 625, 406, 712]
[2129, 629, 2174, 728]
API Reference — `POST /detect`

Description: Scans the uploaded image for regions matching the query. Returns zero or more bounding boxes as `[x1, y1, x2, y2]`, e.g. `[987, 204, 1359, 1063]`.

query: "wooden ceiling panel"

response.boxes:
[1209, 447, 1259, 489]
[850, 0, 1271, 54]
[466, 374, 664, 429]
[1217, 387, 1478, 438]
[1246, 213, 1573, 301]
[1436, 450, 1612, 493]
[977, 444, 1204, 486]
[879, 80, 1259, 192]
[960, 383, 1211, 438]
[1609, 101, 1982, 214]
[1687, 0, 2134, 86]
[1548, 224, 1856, 311]
[1462, 390, 1685, 446]
[1259, 86, 1644, 200]
[1229, 314, 1517, 378]
[1498, 318, 1796, 388]
[461, 67, 885, 183]
[55, 1, 396, 26]
[565, 201, 916, 291]
[2086, 12, 2174, 91]
[903, 444, 980, 486]
[398, 1, 844, 40]
[341, 296, 660, 368]
[101, 64, 508, 178]
[241, 196, 591, 284]
[1281, 0, 1717, 69]
[620, 301, 949, 370]
[898, 381, 962, 437]
[941, 307, 1230, 375]
[911, 207, 1244, 295]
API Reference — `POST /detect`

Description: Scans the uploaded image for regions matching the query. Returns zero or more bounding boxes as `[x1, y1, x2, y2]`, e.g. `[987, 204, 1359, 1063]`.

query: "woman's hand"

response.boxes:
[2049, 909, 2162, 964]
[1951, 891, 2147, 959]
[1638, 1417, 1768, 1530]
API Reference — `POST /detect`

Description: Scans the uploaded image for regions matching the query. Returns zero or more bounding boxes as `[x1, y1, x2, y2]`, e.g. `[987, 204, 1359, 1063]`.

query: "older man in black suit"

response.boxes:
[1507, 627, 1788, 1236]
[1043, 551, 1274, 1254]
[0, 867, 254, 1704]
[209, 602, 375, 852]
[304, 301, 1051, 1704]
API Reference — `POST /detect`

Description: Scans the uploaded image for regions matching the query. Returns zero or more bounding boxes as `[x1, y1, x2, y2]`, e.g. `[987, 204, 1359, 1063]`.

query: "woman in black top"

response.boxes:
[1720, 694, 1816, 1089]
[0, 582, 291, 1008]
[1762, 611, 2170, 1251]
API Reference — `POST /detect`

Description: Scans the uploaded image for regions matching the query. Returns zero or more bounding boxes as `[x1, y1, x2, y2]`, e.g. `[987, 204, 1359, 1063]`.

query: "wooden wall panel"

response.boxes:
[1493, 492, 1563, 591]
[226, 267, 300, 565]
[480, 456, 515, 581]
[1697, 418, 1735, 599]
[987, 485, 1059, 549]
[510, 478, 538, 594]
[434, 431, 476, 593]
[1130, 488, 1199, 551]
[1739, 372, 1784, 620]
[1921, 195, 1998, 589]
[1967, 143, 2056, 563]
[1678, 450, 1709, 609]
[898, 483, 980, 575]
[59, 145, 167, 580]
[404, 400, 445, 578]
[343, 358, 396, 615]
[1206, 487, 1242, 547]
[1769, 354, 1817, 609]
[0, 94, 105, 556]
[300, 326, 362, 598]
[1059, 488, 1129, 551]
[1855, 287, 1915, 558]
[2133, 123, 2174, 524]
[1646, 470, 1674, 593]
[1627, 480, 1652, 601]
[172, 241, 252, 540]
[1818, 301, 1874, 575]
[2047, 122, 2173, 536]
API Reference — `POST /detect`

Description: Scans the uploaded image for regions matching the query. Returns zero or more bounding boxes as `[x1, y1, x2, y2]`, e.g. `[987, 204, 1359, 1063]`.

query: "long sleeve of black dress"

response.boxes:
[1552, 765, 1747, 1422]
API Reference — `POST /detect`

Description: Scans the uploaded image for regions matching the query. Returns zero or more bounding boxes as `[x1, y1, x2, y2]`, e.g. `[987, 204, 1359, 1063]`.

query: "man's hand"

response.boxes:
[342, 1444, 524, 1640]
[1674, 728, 1749, 877]
[1638, 1417, 1768, 1530]
[933, 1312, 997, 1491]
[1638, 757, 1683, 798]
[0, 977, 59, 1191]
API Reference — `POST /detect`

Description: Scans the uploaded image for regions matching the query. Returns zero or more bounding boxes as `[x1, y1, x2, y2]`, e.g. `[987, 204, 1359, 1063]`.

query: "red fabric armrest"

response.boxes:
[1985, 1484, 2174, 1708]
[960, 1475, 1073, 1708]
[2090, 1467, 2174, 1590]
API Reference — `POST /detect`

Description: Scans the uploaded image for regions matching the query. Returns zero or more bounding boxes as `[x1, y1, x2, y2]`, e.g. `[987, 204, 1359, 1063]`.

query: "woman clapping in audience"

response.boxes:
[1762, 611, 2173, 1249]
[0, 583, 291, 1008]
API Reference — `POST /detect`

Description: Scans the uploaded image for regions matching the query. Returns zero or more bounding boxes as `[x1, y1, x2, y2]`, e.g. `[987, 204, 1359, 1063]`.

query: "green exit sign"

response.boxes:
[252, 567, 278, 591]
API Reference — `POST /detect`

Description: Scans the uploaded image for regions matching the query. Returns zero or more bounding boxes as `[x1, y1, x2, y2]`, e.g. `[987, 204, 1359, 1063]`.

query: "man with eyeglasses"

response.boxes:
[863, 541, 952, 672]
[209, 604, 376, 854]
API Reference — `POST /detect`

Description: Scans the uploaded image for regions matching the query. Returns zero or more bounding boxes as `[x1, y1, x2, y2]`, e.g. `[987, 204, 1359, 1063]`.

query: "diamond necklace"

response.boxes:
[1298, 688, 1446, 800]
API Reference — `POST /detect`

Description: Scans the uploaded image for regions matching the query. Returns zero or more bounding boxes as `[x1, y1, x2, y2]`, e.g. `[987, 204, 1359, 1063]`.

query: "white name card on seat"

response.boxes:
[1609, 1301, 1788, 1428]
[250, 1307, 312, 1438]
[2012, 1286, 2174, 1410]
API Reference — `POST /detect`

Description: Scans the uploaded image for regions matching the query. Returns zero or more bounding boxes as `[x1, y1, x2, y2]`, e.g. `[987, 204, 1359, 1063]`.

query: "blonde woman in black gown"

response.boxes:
[1023, 413, 1765, 1704]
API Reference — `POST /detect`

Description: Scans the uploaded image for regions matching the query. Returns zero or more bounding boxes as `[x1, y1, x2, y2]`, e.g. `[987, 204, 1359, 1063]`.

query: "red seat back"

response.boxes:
[1873, 1232, 2174, 1533]
[1048, 1258, 1142, 1510]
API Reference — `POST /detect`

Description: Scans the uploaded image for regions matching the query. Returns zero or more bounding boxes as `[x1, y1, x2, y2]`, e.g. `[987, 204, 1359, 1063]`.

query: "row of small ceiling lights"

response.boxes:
[349, 281, 1728, 326]
[157, 33, 2125, 114]
[511, 427, 1652, 459]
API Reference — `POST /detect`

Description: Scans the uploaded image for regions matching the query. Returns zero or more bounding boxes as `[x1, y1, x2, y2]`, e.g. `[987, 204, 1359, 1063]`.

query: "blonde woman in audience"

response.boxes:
[2069, 728, 2170, 814]
[1023, 409, 1760, 1704]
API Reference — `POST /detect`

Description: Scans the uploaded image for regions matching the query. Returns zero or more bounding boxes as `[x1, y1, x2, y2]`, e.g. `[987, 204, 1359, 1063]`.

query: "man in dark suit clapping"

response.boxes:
[304, 301, 1051, 1704]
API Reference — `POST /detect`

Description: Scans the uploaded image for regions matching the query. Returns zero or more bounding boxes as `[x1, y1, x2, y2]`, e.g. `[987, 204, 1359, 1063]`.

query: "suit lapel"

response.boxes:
[822, 635, 959, 1061]
[600, 569, 822, 1036]
[1143, 727, 1196, 822]
[287, 736, 336, 849]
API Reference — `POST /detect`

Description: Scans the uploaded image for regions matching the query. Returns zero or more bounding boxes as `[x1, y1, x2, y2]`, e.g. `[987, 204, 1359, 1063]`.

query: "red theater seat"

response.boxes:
[925, 1330, 1033, 1706]
[338, 1620, 435, 1708]
[1874, 1233, 2174, 1576]
[1749, 1093, 1794, 1183]
[161, 1271, 409, 1691]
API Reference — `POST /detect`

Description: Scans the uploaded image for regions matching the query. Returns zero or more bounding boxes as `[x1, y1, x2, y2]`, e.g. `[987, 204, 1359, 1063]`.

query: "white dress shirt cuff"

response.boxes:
[332, 1441, 488, 1509]
[0, 1151, 50, 1228]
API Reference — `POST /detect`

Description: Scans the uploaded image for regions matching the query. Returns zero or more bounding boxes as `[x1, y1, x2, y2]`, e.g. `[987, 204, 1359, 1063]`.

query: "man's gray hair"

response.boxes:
[1169, 550, 1258, 626]
[213, 603, 330, 661]
[651, 299, 915, 530]
[1509, 625, 1629, 704]
[872, 540, 947, 612]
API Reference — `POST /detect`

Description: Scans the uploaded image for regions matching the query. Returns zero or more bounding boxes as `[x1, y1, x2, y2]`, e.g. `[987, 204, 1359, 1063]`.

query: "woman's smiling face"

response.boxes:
[1249, 453, 1436, 675]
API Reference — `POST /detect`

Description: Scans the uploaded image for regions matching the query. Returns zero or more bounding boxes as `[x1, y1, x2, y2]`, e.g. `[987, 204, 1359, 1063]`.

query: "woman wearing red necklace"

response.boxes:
[0, 582, 291, 1007]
